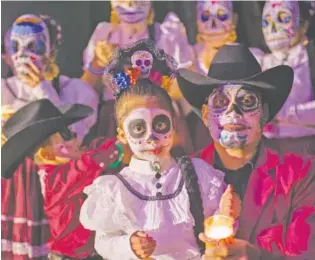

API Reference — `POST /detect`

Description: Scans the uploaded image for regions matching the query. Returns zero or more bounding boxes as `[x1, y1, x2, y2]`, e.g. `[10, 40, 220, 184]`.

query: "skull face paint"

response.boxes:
[262, 1, 300, 52]
[111, 0, 151, 24]
[207, 84, 264, 149]
[131, 50, 153, 77]
[123, 108, 174, 162]
[197, 0, 233, 41]
[10, 15, 50, 76]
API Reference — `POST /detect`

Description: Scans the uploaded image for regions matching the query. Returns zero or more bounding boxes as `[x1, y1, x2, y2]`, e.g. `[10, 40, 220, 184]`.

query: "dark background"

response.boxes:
[0, 1, 279, 78]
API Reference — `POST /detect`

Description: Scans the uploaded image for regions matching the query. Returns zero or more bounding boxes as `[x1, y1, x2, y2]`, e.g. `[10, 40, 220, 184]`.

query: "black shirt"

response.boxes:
[213, 151, 259, 200]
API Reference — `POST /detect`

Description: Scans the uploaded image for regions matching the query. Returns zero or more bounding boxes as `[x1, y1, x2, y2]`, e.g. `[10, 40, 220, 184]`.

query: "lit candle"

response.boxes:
[205, 225, 233, 240]
[204, 215, 235, 244]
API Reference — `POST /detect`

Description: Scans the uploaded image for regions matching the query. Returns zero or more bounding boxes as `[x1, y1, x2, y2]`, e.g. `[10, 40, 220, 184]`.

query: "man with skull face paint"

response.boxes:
[252, 1, 315, 155]
[177, 44, 315, 259]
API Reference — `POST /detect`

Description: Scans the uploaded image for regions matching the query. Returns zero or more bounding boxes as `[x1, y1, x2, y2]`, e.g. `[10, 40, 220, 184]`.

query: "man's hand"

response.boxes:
[199, 233, 261, 260]
[130, 231, 156, 259]
[219, 185, 242, 219]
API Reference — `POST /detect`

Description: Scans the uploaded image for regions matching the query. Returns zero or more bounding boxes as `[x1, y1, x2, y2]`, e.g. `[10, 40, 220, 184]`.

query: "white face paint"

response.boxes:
[111, 0, 151, 24]
[131, 50, 153, 77]
[123, 108, 174, 162]
[262, 1, 300, 52]
[10, 15, 50, 75]
[207, 84, 264, 149]
[197, 0, 233, 42]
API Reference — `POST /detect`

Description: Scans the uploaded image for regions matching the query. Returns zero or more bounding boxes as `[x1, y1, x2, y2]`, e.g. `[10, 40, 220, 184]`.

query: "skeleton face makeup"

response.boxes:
[111, 0, 151, 24]
[10, 15, 50, 75]
[197, 0, 233, 41]
[207, 84, 264, 149]
[262, 1, 300, 52]
[123, 108, 174, 162]
[131, 50, 153, 77]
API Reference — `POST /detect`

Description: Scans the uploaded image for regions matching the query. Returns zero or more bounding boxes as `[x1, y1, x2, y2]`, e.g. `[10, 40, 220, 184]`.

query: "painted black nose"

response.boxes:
[147, 134, 159, 142]
[271, 22, 277, 33]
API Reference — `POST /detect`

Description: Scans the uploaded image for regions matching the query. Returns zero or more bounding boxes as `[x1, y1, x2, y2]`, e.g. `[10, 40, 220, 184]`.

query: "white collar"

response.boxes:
[129, 156, 176, 176]
[271, 43, 304, 61]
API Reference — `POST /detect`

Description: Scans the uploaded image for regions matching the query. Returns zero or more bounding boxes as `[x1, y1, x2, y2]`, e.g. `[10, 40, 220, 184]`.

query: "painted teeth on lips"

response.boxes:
[221, 124, 249, 131]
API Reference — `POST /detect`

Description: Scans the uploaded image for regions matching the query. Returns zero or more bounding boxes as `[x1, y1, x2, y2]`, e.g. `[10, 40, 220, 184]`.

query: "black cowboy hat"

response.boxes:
[1, 99, 93, 179]
[176, 44, 294, 121]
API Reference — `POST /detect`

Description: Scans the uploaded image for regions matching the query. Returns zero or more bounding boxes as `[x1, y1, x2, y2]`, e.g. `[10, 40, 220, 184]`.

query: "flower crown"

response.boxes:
[110, 67, 174, 98]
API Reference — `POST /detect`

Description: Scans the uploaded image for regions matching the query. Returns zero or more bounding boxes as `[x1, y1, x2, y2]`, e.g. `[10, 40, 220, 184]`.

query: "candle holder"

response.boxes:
[204, 215, 235, 248]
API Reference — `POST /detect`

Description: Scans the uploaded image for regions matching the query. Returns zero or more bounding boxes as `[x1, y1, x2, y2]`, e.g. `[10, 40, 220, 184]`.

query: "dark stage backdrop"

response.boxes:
[1, 1, 268, 78]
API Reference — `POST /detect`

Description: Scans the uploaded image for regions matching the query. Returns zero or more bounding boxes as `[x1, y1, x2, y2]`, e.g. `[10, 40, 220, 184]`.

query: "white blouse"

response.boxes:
[1, 75, 98, 142]
[80, 157, 225, 260]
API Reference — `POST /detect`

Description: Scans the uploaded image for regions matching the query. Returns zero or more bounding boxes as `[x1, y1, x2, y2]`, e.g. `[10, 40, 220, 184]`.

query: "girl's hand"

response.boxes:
[130, 231, 156, 259]
[94, 39, 117, 69]
[17, 61, 43, 87]
[219, 185, 242, 219]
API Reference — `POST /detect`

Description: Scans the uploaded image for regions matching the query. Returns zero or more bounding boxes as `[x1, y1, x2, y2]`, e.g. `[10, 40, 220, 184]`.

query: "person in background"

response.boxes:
[1, 14, 98, 260]
[81, 0, 195, 154]
[253, 1, 315, 155]
[177, 44, 315, 260]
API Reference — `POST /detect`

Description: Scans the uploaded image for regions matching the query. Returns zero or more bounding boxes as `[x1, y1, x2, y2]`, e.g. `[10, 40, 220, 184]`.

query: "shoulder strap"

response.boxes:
[306, 40, 315, 96]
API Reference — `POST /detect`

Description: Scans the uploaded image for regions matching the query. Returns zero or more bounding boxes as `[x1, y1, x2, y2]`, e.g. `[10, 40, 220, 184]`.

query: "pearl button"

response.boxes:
[156, 192, 162, 198]
[155, 173, 161, 179]
[156, 183, 162, 189]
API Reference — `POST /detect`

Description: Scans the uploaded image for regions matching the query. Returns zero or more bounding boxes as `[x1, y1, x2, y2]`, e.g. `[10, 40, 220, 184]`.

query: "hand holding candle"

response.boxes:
[219, 185, 242, 219]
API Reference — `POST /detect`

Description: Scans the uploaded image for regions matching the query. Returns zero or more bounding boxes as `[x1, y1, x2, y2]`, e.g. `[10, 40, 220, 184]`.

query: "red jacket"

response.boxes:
[39, 138, 121, 258]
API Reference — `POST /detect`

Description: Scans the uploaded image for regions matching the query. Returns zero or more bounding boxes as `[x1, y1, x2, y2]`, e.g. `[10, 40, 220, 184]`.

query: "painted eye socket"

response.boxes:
[211, 93, 230, 110]
[153, 114, 171, 134]
[28, 40, 46, 55]
[128, 118, 146, 138]
[217, 8, 229, 21]
[238, 94, 259, 111]
[10, 40, 19, 54]
[262, 14, 271, 28]
[144, 59, 151, 66]
[135, 59, 142, 66]
[277, 11, 291, 24]
[201, 10, 210, 22]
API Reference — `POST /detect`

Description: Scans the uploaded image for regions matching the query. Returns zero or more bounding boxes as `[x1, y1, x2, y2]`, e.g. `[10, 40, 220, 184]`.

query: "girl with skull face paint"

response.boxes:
[79, 41, 240, 260]
[1, 14, 98, 143]
[252, 1, 315, 155]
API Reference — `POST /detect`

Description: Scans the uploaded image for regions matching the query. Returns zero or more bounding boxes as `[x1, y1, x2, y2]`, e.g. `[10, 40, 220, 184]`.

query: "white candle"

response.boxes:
[206, 225, 233, 240]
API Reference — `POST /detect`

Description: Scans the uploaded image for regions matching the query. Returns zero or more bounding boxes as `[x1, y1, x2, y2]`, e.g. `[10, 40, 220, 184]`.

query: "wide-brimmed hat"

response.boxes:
[1, 99, 93, 178]
[176, 44, 294, 121]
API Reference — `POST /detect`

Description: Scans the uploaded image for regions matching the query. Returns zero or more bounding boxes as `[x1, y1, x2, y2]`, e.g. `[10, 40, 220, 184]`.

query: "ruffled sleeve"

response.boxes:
[192, 158, 226, 218]
[80, 175, 138, 259]
[156, 12, 194, 68]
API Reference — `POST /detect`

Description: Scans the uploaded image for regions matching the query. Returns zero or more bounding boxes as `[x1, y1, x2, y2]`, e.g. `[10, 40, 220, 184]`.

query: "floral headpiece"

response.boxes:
[105, 39, 178, 98]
